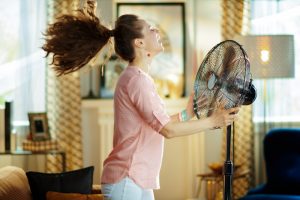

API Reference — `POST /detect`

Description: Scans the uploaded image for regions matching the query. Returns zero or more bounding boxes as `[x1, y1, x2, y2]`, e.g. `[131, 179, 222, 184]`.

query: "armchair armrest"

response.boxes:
[247, 184, 267, 195]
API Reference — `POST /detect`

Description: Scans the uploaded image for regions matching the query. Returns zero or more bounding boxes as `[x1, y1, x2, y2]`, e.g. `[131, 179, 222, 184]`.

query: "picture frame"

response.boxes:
[28, 112, 50, 141]
[100, 2, 186, 98]
[100, 54, 127, 98]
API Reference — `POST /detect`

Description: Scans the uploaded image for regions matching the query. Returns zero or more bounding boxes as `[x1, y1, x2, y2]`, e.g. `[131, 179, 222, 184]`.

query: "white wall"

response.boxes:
[193, 0, 224, 174]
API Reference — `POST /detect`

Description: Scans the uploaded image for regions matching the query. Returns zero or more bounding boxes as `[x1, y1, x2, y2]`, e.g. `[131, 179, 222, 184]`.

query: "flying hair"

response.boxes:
[42, 0, 112, 76]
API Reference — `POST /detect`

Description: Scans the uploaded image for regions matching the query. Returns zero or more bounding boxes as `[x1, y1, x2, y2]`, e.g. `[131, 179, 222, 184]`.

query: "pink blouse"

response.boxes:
[101, 66, 171, 189]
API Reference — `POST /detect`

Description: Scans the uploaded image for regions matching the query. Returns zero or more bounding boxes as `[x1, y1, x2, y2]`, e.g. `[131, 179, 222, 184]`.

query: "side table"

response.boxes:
[196, 172, 223, 200]
[196, 169, 250, 200]
[0, 150, 66, 172]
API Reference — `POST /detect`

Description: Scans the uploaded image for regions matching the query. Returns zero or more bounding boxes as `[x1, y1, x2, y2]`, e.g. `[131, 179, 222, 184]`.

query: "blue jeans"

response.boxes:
[101, 177, 155, 200]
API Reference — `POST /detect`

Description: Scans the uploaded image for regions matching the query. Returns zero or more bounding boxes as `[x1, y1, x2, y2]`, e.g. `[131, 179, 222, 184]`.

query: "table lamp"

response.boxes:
[235, 35, 294, 79]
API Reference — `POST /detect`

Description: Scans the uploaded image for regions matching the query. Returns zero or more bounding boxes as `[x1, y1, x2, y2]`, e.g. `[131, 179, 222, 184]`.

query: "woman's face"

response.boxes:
[140, 20, 164, 55]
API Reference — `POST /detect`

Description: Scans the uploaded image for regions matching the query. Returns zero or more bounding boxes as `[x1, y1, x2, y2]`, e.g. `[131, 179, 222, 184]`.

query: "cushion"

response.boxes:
[47, 191, 104, 200]
[26, 166, 94, 200]
[0, 166, 31, 200]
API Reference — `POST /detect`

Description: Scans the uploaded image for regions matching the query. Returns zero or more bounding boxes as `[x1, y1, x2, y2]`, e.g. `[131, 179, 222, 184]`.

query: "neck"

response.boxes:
[129, 51, 153, 73]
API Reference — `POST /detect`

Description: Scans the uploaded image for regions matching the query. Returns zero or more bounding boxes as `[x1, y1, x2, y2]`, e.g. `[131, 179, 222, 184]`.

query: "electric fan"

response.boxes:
[193, 40, 256, 200]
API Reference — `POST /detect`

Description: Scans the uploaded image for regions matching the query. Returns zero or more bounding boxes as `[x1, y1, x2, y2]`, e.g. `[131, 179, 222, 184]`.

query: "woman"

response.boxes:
[42, 5, 239, 200]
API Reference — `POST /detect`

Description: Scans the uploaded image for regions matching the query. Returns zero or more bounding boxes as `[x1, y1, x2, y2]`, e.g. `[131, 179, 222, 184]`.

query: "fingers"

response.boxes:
[190, 91, 195, 97]
[227, 107, 240, 115]
[196, 95, 208, 106]
[216, 98, 230, 109]
[210, 114, 237, 130]
[193, 95, 208, 117]
[186, 92, 196, 119]
[222, 114, 234, 126]
[218, 108, 239, 127]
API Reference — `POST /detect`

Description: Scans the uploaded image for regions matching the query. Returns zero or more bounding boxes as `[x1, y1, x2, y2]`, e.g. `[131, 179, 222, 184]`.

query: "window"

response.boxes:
[0, 0, 47, 147]
[251, 0, 300, 123]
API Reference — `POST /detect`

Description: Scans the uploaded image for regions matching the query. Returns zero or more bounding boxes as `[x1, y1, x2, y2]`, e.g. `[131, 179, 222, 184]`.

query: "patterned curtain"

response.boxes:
[46, 0, 83, 172]
[221, 0, 254, 199]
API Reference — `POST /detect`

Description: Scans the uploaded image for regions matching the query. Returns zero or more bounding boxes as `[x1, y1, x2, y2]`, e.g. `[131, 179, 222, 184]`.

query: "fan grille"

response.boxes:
[194, 40, 251, 119]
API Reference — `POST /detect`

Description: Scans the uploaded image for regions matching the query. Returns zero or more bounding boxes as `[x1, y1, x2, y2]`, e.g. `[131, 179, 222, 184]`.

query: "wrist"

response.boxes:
[208, 117, 221, 130]
[186, 109, 195, 119]
[179, 109, 190, 122]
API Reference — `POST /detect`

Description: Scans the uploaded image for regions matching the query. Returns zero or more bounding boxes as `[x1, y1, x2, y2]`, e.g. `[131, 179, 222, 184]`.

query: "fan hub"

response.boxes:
[207, 73, 217, 90]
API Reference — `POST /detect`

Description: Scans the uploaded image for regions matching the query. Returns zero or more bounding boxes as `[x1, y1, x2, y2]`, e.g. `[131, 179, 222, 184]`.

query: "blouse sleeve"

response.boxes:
[127, 73, 170, 132]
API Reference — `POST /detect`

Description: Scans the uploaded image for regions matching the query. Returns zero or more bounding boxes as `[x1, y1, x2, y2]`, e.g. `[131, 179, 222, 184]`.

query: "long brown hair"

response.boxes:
[43, 7, 144, 76]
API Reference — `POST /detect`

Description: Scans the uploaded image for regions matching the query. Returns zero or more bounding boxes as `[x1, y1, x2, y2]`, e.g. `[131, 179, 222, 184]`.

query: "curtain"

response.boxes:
[46, 0, 83, 172]
[0, 0, 46, 148]
[221, 0, 254, 199]
[250, 0, 300, 185]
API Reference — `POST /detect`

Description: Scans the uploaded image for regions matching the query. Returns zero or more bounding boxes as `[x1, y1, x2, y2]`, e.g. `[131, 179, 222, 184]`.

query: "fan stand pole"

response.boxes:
[224, 124, 233, 200]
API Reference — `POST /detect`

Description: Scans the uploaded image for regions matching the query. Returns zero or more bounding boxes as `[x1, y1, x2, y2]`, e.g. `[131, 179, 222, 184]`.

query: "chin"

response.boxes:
[153, 49, 163, 56]
[158, 44, 164, 53]
[151, 44, 164, 56]
[160, 45, 164, 52]
[160, 43, 164, 51]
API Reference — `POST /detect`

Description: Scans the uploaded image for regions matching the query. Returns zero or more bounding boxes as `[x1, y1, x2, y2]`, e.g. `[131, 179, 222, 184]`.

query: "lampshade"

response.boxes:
[234, 35, 295, 79]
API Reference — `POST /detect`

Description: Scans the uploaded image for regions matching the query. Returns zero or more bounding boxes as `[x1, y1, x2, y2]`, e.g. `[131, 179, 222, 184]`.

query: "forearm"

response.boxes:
[160, 107, 239, 138]
[160, 115, 214, 139]
[169, 113, 181, 123]
[162, 106, 239, 138]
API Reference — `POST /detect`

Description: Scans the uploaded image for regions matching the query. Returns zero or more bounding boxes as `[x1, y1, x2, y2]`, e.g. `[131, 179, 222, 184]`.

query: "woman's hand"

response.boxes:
[209, 106, 240, 128]
[185, 92, 195, 120]
[185, 92, 208, 120]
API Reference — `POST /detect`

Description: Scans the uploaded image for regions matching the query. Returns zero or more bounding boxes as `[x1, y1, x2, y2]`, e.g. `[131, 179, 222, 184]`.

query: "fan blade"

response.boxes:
[222, 45, 237, 75]
[207, 85, 222, 116]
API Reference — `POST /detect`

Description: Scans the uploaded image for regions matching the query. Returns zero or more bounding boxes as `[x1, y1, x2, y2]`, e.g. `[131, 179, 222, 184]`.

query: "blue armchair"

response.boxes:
[240, 128, 300, 200]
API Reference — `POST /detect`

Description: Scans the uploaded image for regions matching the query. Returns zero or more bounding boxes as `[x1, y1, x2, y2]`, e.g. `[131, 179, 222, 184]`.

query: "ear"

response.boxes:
[134, 39, 144, 48]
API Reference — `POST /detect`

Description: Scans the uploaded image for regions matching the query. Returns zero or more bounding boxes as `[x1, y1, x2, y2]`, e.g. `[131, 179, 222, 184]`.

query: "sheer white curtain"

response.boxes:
[251, 0, 300, 184]
[0, 0, 47, 147]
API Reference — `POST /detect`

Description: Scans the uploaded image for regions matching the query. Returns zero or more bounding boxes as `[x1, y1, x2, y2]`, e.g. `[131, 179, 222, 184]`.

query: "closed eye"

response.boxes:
[149, 25, 157, 31]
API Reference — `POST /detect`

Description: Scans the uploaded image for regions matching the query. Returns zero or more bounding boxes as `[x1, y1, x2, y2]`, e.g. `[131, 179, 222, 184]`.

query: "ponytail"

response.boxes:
[42, 8, 113, 76]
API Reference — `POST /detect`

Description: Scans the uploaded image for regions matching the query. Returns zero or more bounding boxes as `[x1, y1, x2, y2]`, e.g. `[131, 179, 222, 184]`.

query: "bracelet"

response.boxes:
[180, 109, 189, 122]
